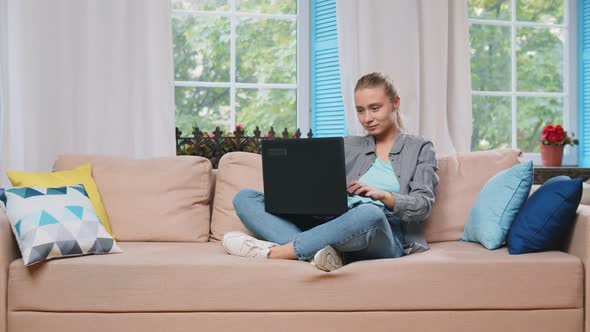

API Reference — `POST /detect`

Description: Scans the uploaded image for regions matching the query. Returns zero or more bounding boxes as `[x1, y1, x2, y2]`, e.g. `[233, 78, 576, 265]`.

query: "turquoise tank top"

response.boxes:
[347, 158, 400, 209]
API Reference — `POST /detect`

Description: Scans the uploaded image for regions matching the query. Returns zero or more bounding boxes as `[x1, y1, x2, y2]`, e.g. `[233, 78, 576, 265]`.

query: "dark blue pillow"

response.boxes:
[543, 175, 571, 186]
[507, 177, 583, 254]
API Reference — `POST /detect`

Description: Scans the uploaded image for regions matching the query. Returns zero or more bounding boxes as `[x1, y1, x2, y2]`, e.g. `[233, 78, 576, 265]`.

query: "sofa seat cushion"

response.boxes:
[8, 241, 582, 312]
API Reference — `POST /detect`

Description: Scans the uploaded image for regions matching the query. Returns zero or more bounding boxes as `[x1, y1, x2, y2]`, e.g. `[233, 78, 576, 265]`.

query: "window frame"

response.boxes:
[172, 0, 310, 134]
[468, 0, 577, 165]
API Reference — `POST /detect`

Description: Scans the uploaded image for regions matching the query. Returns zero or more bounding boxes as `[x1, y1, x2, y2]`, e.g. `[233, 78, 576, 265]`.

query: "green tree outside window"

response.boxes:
[172, 0, 298, 136]
[469, 0, 568, 153]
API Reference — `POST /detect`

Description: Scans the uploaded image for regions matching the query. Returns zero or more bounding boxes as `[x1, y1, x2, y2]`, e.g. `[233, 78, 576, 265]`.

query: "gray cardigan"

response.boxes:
[343, 130, 439, 254]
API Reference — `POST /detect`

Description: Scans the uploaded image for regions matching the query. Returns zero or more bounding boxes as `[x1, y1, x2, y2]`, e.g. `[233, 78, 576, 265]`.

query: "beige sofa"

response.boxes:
[0, 148, 588, 332]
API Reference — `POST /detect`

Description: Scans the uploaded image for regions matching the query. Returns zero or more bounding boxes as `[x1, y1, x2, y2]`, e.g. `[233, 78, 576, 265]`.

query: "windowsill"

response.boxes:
[533, 167, 590, 184]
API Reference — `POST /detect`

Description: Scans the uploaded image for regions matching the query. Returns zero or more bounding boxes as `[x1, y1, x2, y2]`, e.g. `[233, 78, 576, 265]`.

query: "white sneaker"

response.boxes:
[222, 231, 278, 259]
[311, 245, 343, 272]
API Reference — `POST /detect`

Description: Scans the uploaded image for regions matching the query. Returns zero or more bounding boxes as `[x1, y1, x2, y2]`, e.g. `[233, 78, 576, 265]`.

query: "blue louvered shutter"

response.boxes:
[580, 0, 590, 166]
[311, 0, 346, 137]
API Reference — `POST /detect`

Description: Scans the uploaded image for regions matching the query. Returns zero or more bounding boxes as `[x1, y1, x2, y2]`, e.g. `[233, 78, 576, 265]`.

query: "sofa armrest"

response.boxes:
[565, 204, 590, 332]
[0, 210, 19, 332]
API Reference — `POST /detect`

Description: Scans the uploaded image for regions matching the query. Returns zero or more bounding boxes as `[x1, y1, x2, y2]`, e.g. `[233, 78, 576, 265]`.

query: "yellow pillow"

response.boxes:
[6, 163, 116, 239]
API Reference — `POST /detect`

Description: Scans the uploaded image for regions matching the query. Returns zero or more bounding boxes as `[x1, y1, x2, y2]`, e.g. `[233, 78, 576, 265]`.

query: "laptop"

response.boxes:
[261, 137, 348, 216]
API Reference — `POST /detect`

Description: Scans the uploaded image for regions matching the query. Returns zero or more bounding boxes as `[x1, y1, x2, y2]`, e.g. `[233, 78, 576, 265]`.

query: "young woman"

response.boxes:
[223, 72, 439, 272]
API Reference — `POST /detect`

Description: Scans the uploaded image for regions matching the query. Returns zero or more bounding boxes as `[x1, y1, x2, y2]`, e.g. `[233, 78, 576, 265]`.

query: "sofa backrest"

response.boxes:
[209, 148, 523, 243]
[53, 148, 523, 244]
[423, 148, 522, 242]
[54, 154, 212, 242]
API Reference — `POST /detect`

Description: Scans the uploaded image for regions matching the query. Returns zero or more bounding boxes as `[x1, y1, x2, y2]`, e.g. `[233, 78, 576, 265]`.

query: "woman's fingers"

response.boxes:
[347, 181, 364, 194]
[348, 181, 381, 198]
[353, 185, 370, 196]
[346, 181, 359, 189]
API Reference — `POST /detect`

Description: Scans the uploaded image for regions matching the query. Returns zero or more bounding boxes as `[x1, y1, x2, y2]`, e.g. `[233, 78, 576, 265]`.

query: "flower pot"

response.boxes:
[540, 144, 564, 167]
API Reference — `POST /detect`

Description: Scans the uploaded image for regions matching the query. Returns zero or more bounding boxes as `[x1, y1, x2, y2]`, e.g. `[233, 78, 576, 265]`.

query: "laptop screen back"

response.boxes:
[261, 137, 348, 216]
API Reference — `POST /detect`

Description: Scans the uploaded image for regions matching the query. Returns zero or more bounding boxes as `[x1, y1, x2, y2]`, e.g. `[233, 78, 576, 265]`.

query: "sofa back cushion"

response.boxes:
[210, 152, 262, 241]
[53, 155, 212, 242]
[423, 148, 522, 243]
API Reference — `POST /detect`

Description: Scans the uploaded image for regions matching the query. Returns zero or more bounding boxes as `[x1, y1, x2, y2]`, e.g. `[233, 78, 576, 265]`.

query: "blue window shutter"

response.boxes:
[580, 0, 590, 166]
[311, 0, 346, 137]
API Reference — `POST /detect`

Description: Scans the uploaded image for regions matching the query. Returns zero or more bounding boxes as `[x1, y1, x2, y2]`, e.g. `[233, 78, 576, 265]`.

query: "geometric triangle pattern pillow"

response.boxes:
[0, 184, 122, 266]
[7, 163, 116, 239]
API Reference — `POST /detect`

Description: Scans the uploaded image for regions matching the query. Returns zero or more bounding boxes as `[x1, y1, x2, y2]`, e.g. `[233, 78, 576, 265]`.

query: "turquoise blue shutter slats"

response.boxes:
[311, 0, 346, 137]
[580, 0, 590, 166]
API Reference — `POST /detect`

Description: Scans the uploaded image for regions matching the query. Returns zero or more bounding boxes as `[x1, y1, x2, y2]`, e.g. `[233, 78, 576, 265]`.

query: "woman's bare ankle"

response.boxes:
[268, 242, 298, 260]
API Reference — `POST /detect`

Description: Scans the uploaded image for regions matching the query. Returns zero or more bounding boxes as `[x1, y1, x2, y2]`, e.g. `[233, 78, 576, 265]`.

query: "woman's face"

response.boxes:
[354, 86, 400, 137]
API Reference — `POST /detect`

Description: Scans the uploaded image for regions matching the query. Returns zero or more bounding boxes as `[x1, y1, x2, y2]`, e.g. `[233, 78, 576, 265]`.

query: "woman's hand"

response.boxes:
[347, 181, 387, 201]
[347, 181, 395, 210]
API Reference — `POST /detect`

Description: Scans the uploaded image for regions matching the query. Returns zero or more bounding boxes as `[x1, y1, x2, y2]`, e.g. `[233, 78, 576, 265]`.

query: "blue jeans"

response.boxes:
[232, 189, 405, 263]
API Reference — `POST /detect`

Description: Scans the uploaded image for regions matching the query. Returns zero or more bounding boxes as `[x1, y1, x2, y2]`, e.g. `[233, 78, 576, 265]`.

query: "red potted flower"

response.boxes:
[539, 124, 578, 166]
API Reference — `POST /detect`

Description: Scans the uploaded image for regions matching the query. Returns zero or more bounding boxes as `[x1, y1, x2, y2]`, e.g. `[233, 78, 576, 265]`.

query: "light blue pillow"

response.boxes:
[461, 161, 533, 249]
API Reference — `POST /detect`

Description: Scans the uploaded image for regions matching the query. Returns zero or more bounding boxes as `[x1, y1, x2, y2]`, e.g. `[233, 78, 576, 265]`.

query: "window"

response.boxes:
[468, 0, 577, 164]
[172, 0, 309, 136]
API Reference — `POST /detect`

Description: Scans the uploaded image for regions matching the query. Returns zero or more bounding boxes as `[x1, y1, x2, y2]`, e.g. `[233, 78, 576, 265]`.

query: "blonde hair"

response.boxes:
[354, 72, 404, 129]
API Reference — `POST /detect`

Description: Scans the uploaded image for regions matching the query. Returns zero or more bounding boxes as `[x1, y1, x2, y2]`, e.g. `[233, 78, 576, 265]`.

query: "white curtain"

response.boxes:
[0, 0, 8, 185]
[336, 0, 472, 155]
[0, 0, 176, 187]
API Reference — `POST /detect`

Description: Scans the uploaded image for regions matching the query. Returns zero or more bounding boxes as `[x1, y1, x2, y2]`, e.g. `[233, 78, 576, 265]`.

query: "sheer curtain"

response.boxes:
[0, 0, 7, 184]
[336, 0, 472, 154]
[0, 0, 176, 186]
